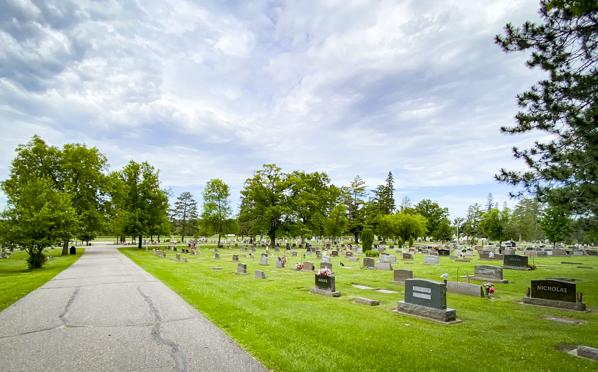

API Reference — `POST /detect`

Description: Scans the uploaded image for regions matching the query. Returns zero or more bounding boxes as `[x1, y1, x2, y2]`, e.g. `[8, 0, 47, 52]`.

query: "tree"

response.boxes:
[462, 203, 484, 243]
[341, 176, 367, 243]
[1, 178, 78, 268]
[378, 212, 427, 244]
[361, 227, 374, 252]
[496, 1, 598, 232]
[287, 171, 339, 241]
[540, 205, 573, 247]
[453, 217, 465, 242]
[511, 198, 544, 241]
[201, 179, 232, 247]
[479, 208, 513, 247]
[239, 164, 290, 249]
[324, 203, 348, 240]
[60, 143, 108, 249]
[414, 199, 451, 240]
[111, 161, 169, 249]
[173, 192, 199, 242]
[1, 136, 108, 256]
[373, 171, 396, 215]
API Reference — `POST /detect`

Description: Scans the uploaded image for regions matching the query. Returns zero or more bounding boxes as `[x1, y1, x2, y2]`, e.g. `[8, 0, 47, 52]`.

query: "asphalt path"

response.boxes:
[0, 245, 266, 372]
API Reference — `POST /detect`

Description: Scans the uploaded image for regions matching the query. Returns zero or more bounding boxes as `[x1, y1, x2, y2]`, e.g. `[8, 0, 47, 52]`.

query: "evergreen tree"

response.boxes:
[496, 1, 598, 233]
[173, 192, 199, 242]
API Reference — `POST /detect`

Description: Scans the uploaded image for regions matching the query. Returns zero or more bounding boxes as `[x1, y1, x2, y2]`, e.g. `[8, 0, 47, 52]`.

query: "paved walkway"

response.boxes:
[0, 245, 266, 372]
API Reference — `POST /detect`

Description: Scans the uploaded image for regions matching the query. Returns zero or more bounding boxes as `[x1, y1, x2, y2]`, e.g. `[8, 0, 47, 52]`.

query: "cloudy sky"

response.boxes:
[0, 0, 545, 218]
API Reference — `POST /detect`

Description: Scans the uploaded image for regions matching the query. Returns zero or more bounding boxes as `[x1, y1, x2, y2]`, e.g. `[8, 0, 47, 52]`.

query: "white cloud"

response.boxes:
[0, 0, 544, 216]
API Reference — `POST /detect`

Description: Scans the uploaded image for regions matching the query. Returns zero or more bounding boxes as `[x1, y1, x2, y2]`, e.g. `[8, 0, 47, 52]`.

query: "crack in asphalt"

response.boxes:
[59, 287, 80, 325]
[137, 286, 187, 372]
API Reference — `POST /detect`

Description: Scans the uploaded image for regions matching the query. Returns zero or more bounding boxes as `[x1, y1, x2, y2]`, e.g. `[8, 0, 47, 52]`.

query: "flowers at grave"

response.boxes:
[295, 263, 304, 271]
[318, 267, 332, 277]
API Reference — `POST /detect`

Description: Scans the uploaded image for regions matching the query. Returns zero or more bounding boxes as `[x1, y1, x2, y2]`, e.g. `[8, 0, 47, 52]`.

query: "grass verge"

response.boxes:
[0, 248, 84, 311]
[122, 247, 598, 371]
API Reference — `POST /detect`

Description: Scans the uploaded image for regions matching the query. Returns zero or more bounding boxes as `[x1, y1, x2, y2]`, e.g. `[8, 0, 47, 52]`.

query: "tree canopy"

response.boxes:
[496, 0, 597, 233]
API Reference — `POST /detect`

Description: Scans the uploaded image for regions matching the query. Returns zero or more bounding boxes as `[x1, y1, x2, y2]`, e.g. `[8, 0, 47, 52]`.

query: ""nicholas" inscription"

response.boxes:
[530, 279, 576, 302]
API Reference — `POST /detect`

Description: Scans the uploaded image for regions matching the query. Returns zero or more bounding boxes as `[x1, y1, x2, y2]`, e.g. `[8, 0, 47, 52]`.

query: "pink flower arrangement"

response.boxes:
[318, 267, 332, 277]
[295, 263, 304, 271]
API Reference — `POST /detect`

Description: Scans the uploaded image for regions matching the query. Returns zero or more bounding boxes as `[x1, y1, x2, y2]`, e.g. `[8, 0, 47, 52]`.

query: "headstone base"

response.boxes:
[310, 288, 341, 297]
[523, 296, 587, 311]
[396, 301, 457, 322]
[469, 276, 509, 283]
[352, 297, 380, 306]
[235, 272, 248, 275]
[503, 265, 531, 271]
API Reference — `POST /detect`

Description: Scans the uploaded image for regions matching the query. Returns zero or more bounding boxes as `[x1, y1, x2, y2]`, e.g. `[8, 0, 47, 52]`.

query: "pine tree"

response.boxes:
[495, 1, 597, 231]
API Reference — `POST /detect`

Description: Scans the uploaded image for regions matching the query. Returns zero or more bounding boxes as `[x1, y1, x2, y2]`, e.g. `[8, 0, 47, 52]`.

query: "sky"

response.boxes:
[0, 0, 546, 218]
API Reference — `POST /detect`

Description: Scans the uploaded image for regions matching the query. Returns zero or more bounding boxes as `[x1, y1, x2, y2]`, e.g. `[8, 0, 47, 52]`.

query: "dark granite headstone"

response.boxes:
[69, 246, 76, 255]
[404, 279, 447, 310]
[438, 249, 450, 256]
[402, 253, 414, 261]
[315, 274, 335, 291]
[503, 254, 529, 269]
[331, 250, 338, 257]
[530, 279, 576, 302]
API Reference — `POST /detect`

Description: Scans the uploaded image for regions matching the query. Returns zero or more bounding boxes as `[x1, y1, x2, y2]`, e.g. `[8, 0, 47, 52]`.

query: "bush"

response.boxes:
[365, 250, 380, 257]
[27, 250, 46, 269]
[408, 237, 414, 247]
[361, 228, 374, 251]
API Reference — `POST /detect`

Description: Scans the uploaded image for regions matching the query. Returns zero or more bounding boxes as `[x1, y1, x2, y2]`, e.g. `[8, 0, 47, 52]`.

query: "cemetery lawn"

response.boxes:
[0, 248, 83, 311]
[122, 248, 598, 371]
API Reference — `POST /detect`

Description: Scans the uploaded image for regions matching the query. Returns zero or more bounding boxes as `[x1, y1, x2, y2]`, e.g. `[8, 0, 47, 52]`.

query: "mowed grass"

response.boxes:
[0, 248, 84, 311]
[121, 247, 598, 371]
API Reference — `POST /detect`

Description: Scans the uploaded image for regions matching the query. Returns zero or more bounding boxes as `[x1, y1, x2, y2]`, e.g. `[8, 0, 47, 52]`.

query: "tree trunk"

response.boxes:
[353, 232, 359, 244]
[138, 235, 143, 249]
[217, 233, 222, 247]
[61, 240, 69, 256]
[269, 231, 276, 249]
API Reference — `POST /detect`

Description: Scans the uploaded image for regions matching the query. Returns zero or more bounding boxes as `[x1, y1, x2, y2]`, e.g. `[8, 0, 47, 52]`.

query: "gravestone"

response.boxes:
[363, 257, 375, 269]
[259, 255, 269, 266]
[472, 265, 507, 283]
[447, 282, 484, 297]
[380, 255, 397, 264]
[396, 279, 457, 322]
[255, 270, 266, 279]
[232, 255, 239, 262]
[523, 279, 586, 311]
[345, 251, 353, 257]
[176, 253, 181, 261]
[402, 253, 414, 261]
[320, 262, 332, 271]
[276, 257, 285, 268]
[503, 255, 530, 270]
[69, 246, 76, 255]
[310, 274, 341, 297]
[331, 250, 338, 257]
[438, 249, 450, 256]
[376, 262, 393, 270]
[236, 263, 247, 275]
[214, 252, 220, 260]
[393, 269, 413, 283]
[292, 251, 298, 257]
[302, 261, 315, 271]
[424, 255, 440, 265]
[322, 256, 331, 264]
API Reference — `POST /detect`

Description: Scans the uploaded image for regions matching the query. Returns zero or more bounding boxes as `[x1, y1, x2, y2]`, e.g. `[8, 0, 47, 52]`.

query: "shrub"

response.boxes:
[365, 250, 380, 257]
[361, 228, 374, 251]
[27, 250, 46, 269]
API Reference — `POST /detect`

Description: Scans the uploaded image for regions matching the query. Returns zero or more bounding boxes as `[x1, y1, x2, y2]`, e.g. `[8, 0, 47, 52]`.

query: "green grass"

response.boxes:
[0, 248, 84, 311]
[121, 247, 598, 371]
